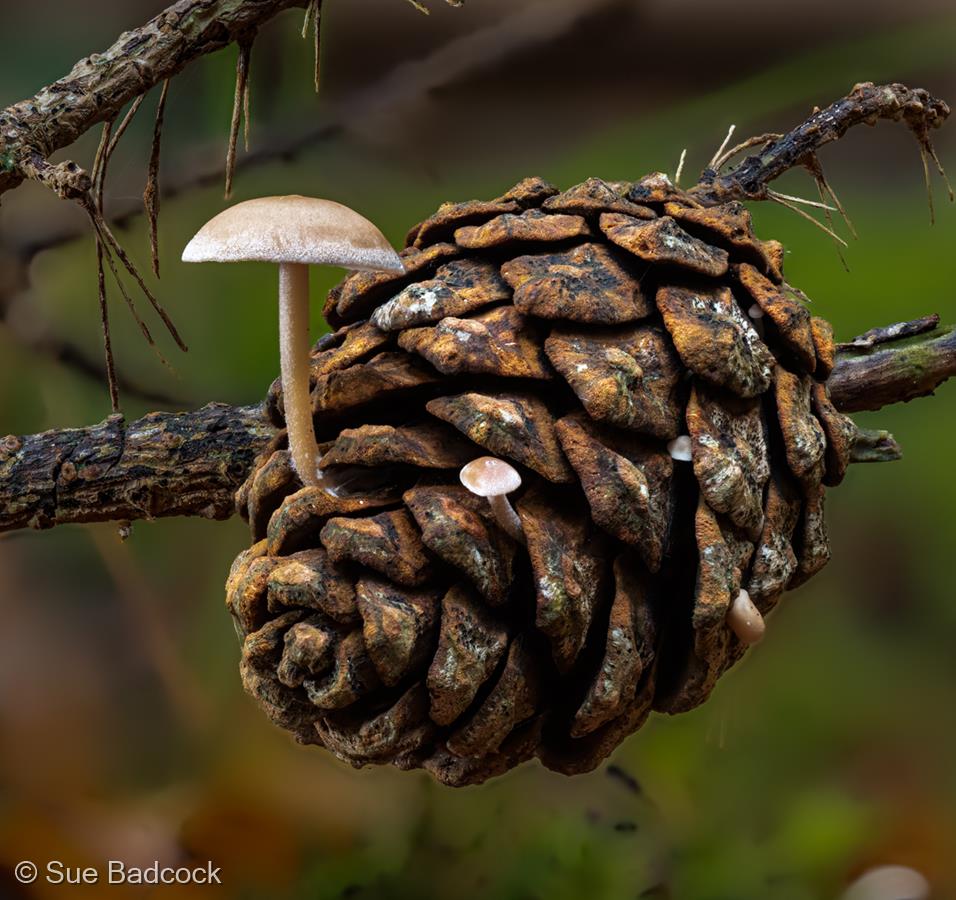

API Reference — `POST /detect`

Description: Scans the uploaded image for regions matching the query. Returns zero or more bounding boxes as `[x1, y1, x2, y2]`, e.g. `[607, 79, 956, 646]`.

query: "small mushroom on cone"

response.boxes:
[727, 589, 766, 645]
[459, 456, 525, 544]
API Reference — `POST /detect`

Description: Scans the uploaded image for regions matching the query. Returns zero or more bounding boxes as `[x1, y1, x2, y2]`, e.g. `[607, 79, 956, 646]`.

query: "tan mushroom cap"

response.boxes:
[460, 456, 522, 497]
[182, 195, 404, 272]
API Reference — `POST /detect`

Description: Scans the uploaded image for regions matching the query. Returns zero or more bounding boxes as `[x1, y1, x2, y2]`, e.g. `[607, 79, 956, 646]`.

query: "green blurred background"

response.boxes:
[1, 1, 955, 898]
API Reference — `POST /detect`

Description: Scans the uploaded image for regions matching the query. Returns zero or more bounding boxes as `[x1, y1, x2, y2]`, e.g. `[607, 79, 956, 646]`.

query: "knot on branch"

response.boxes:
[20, 153, 92, 200]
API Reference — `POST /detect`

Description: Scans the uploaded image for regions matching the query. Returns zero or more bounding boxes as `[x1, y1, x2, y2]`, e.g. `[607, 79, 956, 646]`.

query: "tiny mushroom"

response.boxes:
[182, 195, 403, 489]
[460, 456, 525, 543]
[667, 435, 694, 462]
[727, 588, 766, 644]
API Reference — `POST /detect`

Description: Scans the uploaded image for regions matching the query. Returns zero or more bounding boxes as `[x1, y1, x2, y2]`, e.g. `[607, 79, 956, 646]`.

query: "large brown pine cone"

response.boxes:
[226, 174, 856, 786]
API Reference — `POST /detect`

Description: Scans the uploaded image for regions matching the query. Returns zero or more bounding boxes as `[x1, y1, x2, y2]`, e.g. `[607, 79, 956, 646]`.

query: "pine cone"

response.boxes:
[227, 174, 856, 786]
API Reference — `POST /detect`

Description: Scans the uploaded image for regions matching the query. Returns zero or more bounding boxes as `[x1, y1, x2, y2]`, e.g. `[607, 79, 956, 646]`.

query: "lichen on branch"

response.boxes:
[0, 403, 275, 532]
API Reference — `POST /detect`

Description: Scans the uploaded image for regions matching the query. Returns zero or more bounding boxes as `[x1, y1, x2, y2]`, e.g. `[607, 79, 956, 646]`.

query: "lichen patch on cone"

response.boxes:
[555, 413, 673, 572]
[542, 177, 657, 219]
[501, 242, 652, 324]
[571, 554, 657, 738]
[518, 486, 609, 673]
[656, 283, 774, 397]
[399, 306, 552, 380]
[746, 472, 801, 610]
[327, 242, 459, 325]
[266, 548, 358, 624]
[789, 483, 830, 588]
[446, 638, 540, 758]
[320, 509, 434, 587]
[736, 263, 815, 372]
[774, 369, 827, 487]
[454, 209, 591, 250]
[686, 383, 769, 539]
[545, 324, 683, 438]
[265, 485, 397, 555]
[355, 579, 440, 687]
[664, 201, 774, 275]
[403, 484, 518, 606]
[371, 259, 510, 332]
[426, 391, 572, 483]
[427, 584, 509, 726]
[601, 213, 729, 277]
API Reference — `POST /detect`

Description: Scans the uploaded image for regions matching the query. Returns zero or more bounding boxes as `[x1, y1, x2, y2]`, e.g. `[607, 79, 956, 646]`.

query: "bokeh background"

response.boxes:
[2, 1, 955, 898]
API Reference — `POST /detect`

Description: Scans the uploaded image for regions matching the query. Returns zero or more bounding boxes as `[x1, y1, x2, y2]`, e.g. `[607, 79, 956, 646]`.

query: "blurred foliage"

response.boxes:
[1, 3, 955, 899]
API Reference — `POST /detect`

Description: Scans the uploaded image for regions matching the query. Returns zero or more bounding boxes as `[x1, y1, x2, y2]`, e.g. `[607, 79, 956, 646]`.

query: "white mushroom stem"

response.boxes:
[278, 261, 321, 487]
[727, 588, 766, 645]
[488, 493, 525, 544]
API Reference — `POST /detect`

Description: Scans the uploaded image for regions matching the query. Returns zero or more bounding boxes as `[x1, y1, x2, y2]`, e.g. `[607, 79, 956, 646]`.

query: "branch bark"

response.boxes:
[1, 317, 953, 535]
[0, 0, 306, 201]
[689, 82, 951, 207]
[827, 320, 956, 412]
[0, 402, 274, 532]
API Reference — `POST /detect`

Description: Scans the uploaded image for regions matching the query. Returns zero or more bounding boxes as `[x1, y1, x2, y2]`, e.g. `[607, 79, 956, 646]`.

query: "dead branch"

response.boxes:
[0, 403, 274, 533]
[690, 83, 951, 207]
[1, 315, 953, 535]
[0, 0, 309, 201]
[828, 318, 956, 412]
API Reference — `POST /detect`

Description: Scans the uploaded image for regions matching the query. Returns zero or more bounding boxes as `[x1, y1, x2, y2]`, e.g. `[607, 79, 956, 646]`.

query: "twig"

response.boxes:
[145, 80, 171, 279]
[2, 315, 954, 535]
[0, 0, 308, 201]
[690, 83, 951, 207]
[708, 124, 736, 171]
[302, 0, 324, 93]
[86, 209, 166, 364]
[90, 207, 188, 352]
[769, 192, 848, 247]
[767, 189, 835, 211]
[674, 148, 687, 187]
[850, 427, 902, 464]
[836, 314, 940, 351]
[828, 318, 956, 412]
[95, 238, 120, 413]
[710, 132, 782, 173]
[225, 38, 254, 199]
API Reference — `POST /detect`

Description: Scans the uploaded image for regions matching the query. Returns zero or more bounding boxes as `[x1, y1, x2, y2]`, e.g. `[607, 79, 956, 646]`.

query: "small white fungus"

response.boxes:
[667, 435, 693, 462]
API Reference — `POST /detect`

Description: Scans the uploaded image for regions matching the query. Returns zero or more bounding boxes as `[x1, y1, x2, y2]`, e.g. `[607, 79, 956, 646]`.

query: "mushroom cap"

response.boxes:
[459, 456, 522, 497]
[182, 195, 404, 272]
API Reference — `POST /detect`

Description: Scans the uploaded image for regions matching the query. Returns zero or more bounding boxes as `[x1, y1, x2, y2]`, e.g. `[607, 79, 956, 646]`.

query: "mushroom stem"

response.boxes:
[488, 494, 525, 544]
[278, 261, 320, 487]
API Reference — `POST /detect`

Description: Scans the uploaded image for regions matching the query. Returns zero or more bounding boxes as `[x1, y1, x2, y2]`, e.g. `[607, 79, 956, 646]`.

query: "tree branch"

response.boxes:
[0, 0, 308, 201]
[689, 82, 951, 207]
[827, 319, 956, 412]
[0, 402, 274, 532]
[1, 316, 953, 535]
